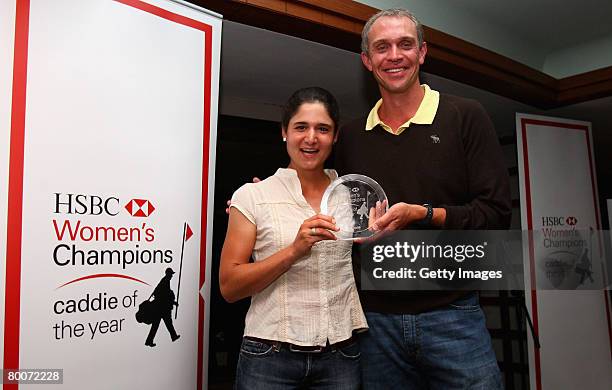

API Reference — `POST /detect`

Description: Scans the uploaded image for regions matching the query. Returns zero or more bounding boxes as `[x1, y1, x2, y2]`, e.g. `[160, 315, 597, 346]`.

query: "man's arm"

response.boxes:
[370, 203, 446, 232]
[225, 177, 261, 214]
[440, 100, 511, 229]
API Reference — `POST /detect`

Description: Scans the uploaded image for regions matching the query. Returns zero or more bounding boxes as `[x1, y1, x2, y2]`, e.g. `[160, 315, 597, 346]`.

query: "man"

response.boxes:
[334, 8, 511, 389]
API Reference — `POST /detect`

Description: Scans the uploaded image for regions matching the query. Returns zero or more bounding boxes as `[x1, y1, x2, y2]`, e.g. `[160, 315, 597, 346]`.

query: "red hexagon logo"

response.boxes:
[125, 199, 155, 217]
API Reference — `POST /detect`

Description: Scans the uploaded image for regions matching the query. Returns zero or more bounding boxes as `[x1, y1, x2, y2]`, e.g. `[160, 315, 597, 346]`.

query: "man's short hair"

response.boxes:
[361, 8, 424, 54]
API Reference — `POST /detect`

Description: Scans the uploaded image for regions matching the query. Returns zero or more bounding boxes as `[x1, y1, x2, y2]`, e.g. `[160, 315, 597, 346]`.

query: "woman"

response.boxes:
[220, 87, 367, 389]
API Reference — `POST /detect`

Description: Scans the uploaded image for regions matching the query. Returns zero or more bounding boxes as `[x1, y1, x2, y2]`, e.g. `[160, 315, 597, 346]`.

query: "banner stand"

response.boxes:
[2, 1, 221, 388]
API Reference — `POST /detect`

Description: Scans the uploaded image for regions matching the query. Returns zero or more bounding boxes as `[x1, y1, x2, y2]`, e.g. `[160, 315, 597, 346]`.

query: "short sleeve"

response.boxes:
[230, 184, 256, 225]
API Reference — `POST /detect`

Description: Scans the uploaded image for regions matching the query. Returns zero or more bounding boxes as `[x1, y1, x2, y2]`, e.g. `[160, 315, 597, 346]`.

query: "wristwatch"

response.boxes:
[420, 203, 434, 226]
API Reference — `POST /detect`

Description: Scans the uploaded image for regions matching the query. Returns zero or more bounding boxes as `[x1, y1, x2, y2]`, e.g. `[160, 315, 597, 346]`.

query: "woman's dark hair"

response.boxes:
[281, 87, 340, 131]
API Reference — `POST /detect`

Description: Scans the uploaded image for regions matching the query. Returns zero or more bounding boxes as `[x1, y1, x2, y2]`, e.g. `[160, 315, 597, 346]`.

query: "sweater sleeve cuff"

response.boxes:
[441, 205, 466, 229]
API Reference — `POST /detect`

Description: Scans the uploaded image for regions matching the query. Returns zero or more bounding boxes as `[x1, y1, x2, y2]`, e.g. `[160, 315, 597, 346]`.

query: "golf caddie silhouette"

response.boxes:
[141, 267, 181, 347]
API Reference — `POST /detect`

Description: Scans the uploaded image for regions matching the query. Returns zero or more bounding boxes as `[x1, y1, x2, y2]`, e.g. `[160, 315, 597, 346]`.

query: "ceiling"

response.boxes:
[460, 0, 612, 51]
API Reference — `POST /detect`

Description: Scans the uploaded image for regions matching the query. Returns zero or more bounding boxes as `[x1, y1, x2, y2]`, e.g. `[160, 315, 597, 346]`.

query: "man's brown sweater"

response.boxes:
[335, 93, 512, 313]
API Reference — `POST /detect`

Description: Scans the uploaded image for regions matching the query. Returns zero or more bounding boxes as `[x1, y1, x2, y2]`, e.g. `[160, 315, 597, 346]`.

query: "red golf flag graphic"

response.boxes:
[185, 224, 193, 242]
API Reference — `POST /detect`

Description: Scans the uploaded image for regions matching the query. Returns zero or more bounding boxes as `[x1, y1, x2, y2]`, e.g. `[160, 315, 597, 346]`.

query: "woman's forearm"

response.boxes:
[219, 244, 299, 303]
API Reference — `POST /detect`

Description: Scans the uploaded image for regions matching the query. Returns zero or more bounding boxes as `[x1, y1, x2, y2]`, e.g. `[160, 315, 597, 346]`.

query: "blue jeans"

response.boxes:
[360, 293, 503, 389]
[234, 338, 361, 390]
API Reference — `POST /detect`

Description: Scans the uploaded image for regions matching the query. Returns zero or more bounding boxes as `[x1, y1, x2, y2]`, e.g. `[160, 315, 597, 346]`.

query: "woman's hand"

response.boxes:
[290, 214, 339, 258]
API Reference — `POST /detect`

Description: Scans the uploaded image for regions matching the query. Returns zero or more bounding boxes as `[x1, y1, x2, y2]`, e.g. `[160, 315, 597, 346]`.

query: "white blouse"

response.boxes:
[230, 168, 367, 346]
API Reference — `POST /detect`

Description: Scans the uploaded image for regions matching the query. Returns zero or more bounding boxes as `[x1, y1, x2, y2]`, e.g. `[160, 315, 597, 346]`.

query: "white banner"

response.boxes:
[516, 113, 612, 390]
[2, 0, 221, 389]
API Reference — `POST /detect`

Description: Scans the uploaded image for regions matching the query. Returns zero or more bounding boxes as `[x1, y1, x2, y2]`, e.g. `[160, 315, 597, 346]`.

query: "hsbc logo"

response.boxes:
[54, 193, 120, 216]
[125, 199, 156, 217]
[53, 193, 156, 217]
[542, 216, 578, 227]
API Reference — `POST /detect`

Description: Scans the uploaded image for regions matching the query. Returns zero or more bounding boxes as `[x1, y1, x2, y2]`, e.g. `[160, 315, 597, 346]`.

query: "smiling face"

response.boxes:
[361, 15, 427, 95]
[282, 102, 336, 173]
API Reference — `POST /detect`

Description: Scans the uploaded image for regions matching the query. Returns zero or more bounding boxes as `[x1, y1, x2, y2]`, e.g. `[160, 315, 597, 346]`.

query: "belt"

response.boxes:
[244, 335, 356, 353]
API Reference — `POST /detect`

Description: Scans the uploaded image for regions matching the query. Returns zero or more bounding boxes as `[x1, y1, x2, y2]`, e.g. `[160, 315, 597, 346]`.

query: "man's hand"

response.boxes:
[225, 177, 261, 214]
[354, 200, 388, 244]
[370, 202, 426, 233]
[368, 200, 387, 227]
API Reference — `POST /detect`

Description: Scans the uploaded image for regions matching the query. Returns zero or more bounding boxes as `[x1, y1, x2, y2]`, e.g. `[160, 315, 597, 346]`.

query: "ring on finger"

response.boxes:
[311, 227, 317, 235]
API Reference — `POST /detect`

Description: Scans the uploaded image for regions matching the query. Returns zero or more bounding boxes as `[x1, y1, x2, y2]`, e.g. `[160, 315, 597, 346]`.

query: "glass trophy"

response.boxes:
[321, 174, 388, 240]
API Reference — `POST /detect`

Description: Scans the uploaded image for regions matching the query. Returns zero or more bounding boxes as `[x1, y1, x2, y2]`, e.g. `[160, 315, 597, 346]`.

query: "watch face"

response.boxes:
[321, 174, 388, 240]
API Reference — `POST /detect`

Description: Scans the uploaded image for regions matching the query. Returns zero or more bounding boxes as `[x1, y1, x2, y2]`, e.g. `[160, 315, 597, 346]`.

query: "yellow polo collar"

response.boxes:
[365, 84, 439, 135]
